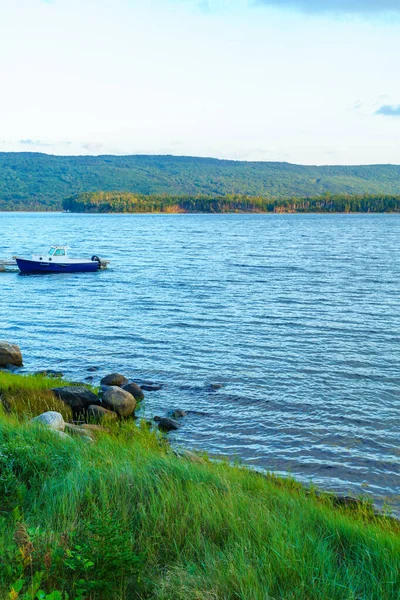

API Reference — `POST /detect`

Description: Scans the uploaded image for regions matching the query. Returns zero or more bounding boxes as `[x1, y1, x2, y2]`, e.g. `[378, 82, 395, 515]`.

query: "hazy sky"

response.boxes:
[1, 0, 400, 164]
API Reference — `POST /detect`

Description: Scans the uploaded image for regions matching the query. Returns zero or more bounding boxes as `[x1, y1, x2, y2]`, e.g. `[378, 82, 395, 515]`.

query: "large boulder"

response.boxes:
[122, 382, 144, 401]
[52, 386, 100, 411]
[100, 373, 128, 387]
[32, 411, 65, 431]
[87, 404, 118, 423]
[102, 386, 136, 417]
[0, 342, 23, 367]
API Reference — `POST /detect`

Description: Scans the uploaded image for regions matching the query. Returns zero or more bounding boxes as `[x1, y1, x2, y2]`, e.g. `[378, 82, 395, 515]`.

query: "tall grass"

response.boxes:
[0, 372, 79, 420]
[0, 414, 398, 600]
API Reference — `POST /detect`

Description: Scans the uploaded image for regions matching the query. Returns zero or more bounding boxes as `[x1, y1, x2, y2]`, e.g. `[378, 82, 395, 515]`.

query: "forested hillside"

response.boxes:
[2, 152, 400, 210]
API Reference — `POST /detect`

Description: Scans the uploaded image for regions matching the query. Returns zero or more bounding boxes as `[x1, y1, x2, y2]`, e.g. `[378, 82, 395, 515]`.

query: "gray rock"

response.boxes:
[170, 409, 187, 419]
[52, 386, 100, 411]
[81, 423, 109, 435]
[140, 383, 162, 392]
[102, 386, 136, 417]
[87, 366, 99, 372]
[333, 495, 363, 509]
[51, 430, 71, 440]
[3, 364, 19, 372]
[33, 411, 65, 431]
[64, 423, 93, 437]
[87, 404, 118, 423]
[122, 382, 144, 400]
[0, 342, 23, 367]
[100, 373, 128, 387]
[174, 449, 205, 464]
[154, 416, 180, 432]
[209, 383, 224, 391]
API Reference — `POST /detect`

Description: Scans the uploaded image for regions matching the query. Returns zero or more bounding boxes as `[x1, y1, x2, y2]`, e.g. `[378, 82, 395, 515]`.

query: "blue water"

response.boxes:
[1, 212, 399, 512]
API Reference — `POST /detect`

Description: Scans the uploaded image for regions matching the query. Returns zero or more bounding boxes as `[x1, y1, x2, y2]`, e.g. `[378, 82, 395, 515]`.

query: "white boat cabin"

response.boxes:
[49, 245, 69, 257]
[31, 246, 93, 264]
[31, 246, 71, 262]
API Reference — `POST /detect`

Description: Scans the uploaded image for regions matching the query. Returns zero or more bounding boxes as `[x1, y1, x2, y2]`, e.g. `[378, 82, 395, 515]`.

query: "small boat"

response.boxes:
[15, 246, 109, 274]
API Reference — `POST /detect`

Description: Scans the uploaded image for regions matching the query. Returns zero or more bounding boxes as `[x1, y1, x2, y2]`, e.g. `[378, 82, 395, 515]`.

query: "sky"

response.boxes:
[1, 0, 400, 164]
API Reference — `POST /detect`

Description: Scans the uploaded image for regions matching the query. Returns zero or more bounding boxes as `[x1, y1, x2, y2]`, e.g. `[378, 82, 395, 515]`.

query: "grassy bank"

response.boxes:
[0, 372, 75, 420]
[0, 374, 399, 599]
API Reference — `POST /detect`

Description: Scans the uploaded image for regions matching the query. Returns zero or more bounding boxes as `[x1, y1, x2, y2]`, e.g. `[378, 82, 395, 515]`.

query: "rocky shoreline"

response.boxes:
[1, 340, 396, 520]
[0, 341, 185, 438]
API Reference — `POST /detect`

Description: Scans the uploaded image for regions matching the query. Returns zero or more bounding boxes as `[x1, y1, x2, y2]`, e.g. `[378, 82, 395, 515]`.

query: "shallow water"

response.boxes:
[0, 212, 399, 512]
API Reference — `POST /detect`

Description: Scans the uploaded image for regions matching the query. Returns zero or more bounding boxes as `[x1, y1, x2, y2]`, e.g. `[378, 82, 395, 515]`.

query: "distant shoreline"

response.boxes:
[2, 209, 400, 214]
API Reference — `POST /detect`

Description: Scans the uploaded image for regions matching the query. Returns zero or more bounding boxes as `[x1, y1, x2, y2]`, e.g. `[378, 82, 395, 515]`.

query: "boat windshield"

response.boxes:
[54, 249, 65, 256]
[49, 248, 55, 255]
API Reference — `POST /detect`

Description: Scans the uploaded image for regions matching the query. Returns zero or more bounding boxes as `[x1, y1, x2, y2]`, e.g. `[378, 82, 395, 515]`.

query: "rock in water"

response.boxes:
[52, 386, 100, 411]
[170, 409, 187, 419]
[154, 416, 180, 432]
[35, 370, 64, 378]
[33, 411, 65, 431]
[140, 384, 162, 392]
[87, 404, 118, 423]
[122, 382, 144, 400]
[102, 387, 136, 417]
[100, 373, 129, 387]
[0, 342, 23, 367]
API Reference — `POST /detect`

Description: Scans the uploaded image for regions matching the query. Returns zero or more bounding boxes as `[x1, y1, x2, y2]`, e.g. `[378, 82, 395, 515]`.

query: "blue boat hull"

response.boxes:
[16, 258, 99, 274]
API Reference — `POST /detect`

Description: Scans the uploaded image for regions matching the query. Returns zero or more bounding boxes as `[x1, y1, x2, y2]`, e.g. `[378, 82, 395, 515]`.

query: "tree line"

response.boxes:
[62, 191, 400, 213]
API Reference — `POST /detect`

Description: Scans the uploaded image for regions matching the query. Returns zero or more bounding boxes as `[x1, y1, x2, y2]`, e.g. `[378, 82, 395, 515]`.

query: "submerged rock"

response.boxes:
[140, 384, 162, 392]
[35, 370, 64, 378]
[2, 364, 19, 372]
[32, 411, 65, 431]
[87, 404, 118, 423]
[122, 382, 144, 400]
[209, 383, 224, 391]
[154, 416, 180, 432]
[100, 373, 128, 387]
[102, 386, 136, 417]
[52, 386, 100, 411]
[87, 366, 99, 372]
[0, 342, 23, 367]
[170, 409, 187, 419]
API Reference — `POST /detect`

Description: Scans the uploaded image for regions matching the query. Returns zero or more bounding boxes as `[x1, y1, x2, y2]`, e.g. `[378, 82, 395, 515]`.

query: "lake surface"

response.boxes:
[0, 212, 399, 513]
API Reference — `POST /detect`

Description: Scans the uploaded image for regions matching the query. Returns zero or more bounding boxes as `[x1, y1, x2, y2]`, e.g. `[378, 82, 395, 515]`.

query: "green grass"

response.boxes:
[0, 410, 399, 600]
[0, 372, 74, 421]
[0, 372, 100, 422]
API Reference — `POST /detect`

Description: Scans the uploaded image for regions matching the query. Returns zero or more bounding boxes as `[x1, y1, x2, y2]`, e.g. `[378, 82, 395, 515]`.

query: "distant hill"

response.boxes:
[1, 152, 400, 210]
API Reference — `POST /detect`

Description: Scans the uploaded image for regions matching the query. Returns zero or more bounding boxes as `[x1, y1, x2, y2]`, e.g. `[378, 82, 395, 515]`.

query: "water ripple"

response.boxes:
[0, 212, 399, 513]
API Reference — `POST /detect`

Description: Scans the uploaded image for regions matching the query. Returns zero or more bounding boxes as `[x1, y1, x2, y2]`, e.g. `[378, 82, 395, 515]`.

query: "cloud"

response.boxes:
[256, 0, 400, 14]
[375, 105, 400, 117]
[18, 139, 72, 148]
[82, 142, 105, 153]
[19, 139, 51, 146]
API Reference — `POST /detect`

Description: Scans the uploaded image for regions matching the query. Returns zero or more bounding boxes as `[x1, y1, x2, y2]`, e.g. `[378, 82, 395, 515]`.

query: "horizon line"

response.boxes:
[0, 150, 399, 169]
